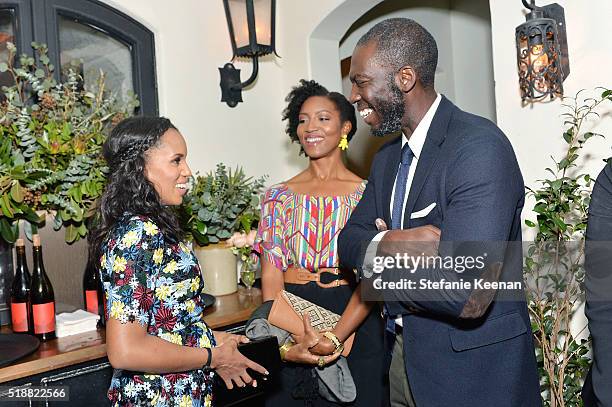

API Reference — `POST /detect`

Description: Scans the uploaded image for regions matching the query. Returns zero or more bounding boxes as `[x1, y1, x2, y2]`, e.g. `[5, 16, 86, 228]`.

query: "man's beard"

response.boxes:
[370, 82, 405, 138]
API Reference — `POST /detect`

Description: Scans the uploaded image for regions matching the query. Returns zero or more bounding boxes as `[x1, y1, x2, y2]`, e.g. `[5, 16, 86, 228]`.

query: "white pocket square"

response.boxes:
[410, 202, 437, 219]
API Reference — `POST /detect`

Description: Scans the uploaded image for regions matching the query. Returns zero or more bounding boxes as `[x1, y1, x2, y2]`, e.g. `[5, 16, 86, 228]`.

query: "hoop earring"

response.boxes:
[338, 134, 348, 151]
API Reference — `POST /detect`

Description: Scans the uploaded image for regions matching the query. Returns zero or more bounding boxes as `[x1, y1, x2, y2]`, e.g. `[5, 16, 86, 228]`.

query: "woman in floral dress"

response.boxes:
[254, 80, 387, 406]
[89, 117, 266, 406]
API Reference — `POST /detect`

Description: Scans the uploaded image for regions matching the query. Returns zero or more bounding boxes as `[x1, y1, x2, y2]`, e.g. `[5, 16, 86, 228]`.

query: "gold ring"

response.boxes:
[318, 356, 325, 368]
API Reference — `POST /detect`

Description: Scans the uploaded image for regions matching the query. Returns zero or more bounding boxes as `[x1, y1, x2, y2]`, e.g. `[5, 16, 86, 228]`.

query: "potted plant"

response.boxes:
[524, 88, 611, 406]
[180, 163, 266, 295]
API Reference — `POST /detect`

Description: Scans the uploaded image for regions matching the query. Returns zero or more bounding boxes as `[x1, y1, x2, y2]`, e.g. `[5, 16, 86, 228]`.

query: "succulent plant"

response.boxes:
[180, 163, 267, 246]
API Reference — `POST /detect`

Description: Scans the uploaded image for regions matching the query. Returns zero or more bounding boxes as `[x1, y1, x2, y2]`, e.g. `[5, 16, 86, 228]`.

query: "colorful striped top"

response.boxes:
[254, 181, 366, 271]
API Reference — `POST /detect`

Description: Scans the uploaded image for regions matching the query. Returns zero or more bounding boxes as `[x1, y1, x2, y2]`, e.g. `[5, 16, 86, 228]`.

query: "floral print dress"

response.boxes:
[100, 215, 216, 407]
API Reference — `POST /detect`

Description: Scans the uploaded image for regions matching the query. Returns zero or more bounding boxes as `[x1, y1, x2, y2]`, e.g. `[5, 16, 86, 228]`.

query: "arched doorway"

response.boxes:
[309, 0, 496, 178]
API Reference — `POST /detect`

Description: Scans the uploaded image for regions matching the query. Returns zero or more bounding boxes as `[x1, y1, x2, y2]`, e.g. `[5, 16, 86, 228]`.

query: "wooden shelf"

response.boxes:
[0, 289, 262, 383]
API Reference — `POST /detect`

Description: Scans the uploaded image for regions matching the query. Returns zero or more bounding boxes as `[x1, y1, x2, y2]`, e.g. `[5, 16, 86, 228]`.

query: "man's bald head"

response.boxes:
[356, 18, 438, 89]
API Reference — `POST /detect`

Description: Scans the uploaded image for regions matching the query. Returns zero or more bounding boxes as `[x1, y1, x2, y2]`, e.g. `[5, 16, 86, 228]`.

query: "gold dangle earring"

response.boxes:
[338, 134, 348, 151]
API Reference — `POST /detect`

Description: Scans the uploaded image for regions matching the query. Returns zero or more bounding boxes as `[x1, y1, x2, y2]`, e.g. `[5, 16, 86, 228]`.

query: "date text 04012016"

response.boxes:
[0, 386, 69, 401]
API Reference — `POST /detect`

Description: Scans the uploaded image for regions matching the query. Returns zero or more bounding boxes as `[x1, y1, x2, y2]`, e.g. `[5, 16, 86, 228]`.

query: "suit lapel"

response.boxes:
[382, 137, 401, 226]
[404, 96, 454, 228]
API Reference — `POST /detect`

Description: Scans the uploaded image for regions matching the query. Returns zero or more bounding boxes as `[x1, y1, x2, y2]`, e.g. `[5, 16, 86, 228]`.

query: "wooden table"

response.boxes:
[0, 290, 262, 383]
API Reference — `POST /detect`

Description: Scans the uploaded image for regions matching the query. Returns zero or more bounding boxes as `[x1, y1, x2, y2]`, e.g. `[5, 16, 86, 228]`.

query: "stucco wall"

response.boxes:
[40, 0, 611, 309]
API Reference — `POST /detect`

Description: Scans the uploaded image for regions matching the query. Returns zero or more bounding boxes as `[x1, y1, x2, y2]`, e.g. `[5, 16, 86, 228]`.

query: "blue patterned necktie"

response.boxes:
[385, 144, 414, 335]
[392, 144, 414, 230]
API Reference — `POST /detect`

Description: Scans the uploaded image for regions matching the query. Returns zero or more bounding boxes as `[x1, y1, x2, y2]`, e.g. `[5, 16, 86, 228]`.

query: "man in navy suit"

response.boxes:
[337, 18, 541, 406]
[582, 161, 612, 407]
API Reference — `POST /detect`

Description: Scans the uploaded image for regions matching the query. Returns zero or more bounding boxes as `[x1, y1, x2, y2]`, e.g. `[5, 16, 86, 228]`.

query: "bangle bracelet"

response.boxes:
[202, 347, 212, 369]
[323, 331, 344, 353]
[279, 339, 295, 361]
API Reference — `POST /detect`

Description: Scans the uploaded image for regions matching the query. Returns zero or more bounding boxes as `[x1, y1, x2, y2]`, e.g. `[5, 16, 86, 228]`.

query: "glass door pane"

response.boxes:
[58, 14, 134, 107]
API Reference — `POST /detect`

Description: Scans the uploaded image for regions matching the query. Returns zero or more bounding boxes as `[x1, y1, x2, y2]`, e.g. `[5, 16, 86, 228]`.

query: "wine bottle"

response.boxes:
[10, 238, 32, 334]
[83, 255, 105, 327]
[30, 234, 56, 341]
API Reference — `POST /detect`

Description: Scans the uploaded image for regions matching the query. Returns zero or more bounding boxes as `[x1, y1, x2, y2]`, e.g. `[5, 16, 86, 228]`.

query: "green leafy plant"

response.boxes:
[0, 41, 137, 243]
[180, 163, 267, 246]
[524, 88, 612, 407]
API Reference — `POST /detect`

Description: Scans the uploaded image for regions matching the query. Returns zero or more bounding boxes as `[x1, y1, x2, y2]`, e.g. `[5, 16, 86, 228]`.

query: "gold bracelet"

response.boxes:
[323, 331, 344, 353]
[279, 339, 295, 361]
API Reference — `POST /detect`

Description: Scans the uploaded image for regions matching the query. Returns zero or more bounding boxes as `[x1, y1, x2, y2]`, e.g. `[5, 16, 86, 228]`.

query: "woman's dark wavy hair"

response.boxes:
[282, 79, 357, 154]
[88, 116, 184, 264]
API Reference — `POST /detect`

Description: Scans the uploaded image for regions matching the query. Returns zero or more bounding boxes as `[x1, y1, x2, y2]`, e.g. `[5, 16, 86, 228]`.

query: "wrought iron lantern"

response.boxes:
[515, 0, 569, 102]
[219, 0, 277, 107]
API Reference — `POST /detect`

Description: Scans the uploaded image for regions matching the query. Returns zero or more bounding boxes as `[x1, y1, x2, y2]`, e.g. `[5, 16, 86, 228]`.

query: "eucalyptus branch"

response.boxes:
[0, 41, 137, 243]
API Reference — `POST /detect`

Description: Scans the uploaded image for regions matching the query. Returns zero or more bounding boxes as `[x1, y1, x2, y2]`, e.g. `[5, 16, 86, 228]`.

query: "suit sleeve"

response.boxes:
[584, 162, 612, 406]
[338, 150, 383, 271]
[385, 134, 524, 318]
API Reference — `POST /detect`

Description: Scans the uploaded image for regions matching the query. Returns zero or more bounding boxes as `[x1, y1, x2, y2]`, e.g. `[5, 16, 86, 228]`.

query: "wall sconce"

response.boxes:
[219, 0, 277, 108]
[515, 0, 569, 102]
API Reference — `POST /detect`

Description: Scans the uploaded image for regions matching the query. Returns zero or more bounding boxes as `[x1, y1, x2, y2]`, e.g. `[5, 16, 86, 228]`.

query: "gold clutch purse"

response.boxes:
[268, 290, 354, 356]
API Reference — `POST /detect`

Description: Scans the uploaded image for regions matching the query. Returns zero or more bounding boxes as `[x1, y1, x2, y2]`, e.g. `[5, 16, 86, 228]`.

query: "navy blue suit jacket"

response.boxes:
[338, 96, 541, 406]
[582, 161, 612, 407]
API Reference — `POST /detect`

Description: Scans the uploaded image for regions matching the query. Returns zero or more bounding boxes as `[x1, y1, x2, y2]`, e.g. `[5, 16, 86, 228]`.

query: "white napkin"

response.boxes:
[55, 309, 100, 338]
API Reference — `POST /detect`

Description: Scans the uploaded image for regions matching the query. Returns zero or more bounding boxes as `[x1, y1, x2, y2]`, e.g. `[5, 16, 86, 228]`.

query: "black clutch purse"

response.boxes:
[212, 335, 281, 406]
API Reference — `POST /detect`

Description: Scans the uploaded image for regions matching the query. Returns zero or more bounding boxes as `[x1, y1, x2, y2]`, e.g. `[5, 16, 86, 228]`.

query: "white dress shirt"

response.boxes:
[374, 93, 442, 327]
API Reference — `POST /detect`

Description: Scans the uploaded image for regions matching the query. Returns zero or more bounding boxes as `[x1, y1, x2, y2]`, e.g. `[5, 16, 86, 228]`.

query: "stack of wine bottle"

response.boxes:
[9, 234, 105, 341]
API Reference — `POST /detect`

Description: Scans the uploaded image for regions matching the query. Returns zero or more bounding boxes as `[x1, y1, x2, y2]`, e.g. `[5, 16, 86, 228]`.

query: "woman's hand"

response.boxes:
[210, 337, 268, 390]
[213, 330, 249, 346]
[290, 312, 321, 347]
[308, 333, 337, 356]
[284, 314, 341, 366]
